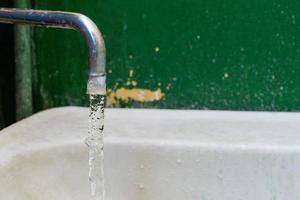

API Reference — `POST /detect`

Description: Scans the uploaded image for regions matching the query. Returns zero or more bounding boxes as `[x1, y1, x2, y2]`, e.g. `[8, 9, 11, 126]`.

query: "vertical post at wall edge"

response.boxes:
[14, 0, 33, 120]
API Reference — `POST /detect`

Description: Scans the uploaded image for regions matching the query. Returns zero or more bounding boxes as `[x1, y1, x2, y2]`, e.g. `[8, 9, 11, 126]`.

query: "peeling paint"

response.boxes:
[166, 83, 172, 90]
[107, 87, 165, 106]
[125, 69, 138, 87]
[131, 81, 137, 86]
[223, 72, 229, 79]
[129, 69, 134, 77]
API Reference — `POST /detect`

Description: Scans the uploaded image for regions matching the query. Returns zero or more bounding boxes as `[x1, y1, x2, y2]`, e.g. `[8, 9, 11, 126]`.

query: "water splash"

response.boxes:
[85, 95, 105, 200]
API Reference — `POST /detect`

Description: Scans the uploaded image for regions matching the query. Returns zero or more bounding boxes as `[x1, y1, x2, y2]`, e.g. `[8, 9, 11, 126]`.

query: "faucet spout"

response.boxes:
[0, 8, 106, 95]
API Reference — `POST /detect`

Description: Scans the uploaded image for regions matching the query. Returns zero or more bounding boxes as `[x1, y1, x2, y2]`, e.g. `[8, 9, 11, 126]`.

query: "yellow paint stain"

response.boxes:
[107, 87, 165, 106]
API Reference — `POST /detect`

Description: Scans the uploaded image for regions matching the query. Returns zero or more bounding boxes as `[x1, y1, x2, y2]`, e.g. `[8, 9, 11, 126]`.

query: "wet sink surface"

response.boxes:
[1, 107, 300, 200]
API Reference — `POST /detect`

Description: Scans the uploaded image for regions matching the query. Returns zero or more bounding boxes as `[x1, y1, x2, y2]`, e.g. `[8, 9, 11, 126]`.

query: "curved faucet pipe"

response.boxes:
[0, 8, 106, 95]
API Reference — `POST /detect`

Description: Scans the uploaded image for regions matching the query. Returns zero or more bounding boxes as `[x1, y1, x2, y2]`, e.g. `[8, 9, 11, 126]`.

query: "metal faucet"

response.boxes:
[0, 8, 106, 95]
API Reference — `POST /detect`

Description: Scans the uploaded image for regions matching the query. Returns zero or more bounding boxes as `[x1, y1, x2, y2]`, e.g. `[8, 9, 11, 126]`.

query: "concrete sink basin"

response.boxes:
[1, 107, 300, 200]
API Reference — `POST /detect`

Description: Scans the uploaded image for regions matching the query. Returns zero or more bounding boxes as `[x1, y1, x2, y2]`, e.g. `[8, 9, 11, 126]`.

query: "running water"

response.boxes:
[85, 95, 105, 200]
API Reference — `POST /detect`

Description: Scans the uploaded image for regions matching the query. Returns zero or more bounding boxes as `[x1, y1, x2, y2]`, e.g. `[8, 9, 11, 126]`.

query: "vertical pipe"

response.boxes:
[14, 0, 33, 120]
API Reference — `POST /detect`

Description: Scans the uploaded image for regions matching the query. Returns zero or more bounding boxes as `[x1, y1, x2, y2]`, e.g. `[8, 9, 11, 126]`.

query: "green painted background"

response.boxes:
[24, 1, 300, 112]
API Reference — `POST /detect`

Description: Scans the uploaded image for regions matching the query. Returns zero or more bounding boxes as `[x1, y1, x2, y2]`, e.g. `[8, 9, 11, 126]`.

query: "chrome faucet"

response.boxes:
[0, 8, 106, 95]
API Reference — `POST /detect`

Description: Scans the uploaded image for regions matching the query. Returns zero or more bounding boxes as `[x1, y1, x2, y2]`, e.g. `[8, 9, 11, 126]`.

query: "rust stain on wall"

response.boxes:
[107, 87, 165, 106]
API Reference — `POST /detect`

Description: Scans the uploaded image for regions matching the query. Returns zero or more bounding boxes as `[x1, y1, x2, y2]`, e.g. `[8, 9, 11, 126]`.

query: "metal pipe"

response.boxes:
[14, 0, 33, 120]
[0, 8, 106, 95]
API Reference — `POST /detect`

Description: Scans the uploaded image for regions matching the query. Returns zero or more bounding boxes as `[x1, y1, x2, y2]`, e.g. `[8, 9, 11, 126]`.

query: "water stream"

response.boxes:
[86, 94, 105, 200]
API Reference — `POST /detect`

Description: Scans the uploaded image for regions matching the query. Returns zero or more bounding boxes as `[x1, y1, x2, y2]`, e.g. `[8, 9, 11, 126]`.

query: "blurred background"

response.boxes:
[1, 0, 300, 129]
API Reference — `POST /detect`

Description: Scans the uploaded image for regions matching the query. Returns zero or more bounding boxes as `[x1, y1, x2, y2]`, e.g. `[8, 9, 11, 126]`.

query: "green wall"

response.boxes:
[20, 1, 300, 113]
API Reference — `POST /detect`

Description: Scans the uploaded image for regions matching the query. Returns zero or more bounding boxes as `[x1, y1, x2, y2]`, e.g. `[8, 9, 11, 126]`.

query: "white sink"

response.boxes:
[1, 107, 300, 200]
